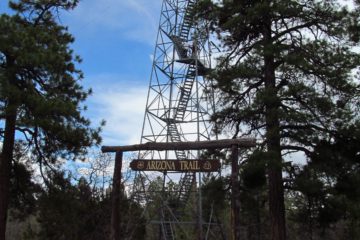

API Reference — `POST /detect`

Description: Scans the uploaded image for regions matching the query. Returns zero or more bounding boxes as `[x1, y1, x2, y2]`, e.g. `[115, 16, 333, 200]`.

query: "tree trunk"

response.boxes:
[0, 103, 17, 240]
[263, 19, 286, 240]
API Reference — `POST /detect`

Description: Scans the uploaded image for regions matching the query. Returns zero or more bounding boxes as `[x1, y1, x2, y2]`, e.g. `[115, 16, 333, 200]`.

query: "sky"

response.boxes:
[59, 0, 163, 147]
[1, 0, 356, 163]
[0, 0, 165, 180]
[0, 0, 163, 148]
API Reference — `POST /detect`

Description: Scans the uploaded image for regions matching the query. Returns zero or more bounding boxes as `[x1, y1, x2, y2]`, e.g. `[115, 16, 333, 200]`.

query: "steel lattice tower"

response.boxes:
[130, 1, 222, 239]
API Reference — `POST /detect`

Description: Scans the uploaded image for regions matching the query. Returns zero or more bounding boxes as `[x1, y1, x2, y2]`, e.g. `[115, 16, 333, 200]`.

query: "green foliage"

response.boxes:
[198, 0, 360, 146]
[19, 170, 146, 240]
[312, 123, 360, 231]
[285, 121, 360, 238]
[200, 176, 230, 240]
[197, 0, 360, 238]
[202, 176, 228, 217]
[0, 1, 102, 238]
[9, 143, 41, 220]
[119, 199, 146, 240]
[27, 171, 106, 240]
[0, 0, 102, 162]
[241, 151, 267, 189]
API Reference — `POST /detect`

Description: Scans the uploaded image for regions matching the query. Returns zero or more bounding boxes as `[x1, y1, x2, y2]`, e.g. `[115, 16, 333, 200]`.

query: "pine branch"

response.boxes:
[280, 145, 312, 156]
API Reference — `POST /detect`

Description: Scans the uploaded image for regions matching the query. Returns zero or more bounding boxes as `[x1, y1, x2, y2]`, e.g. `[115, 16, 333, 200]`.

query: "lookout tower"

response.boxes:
[131, 1, 221, 239]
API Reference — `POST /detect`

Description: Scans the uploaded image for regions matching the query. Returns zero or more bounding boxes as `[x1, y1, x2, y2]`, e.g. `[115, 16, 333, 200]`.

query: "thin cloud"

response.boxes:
[62, 0, 162, 45]
[84, 73, 148, 146]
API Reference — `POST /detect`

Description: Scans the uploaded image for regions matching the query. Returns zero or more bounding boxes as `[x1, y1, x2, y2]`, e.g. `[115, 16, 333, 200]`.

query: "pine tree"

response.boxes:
[285, 121, 360, 239]
[197, 1, 360, 239]
[310, 122, 360, 239]
[0, 1, 102, 239]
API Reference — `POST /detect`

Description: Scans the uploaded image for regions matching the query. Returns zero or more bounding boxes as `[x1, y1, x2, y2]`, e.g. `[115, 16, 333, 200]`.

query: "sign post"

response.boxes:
[231, 145, 241, 240]
[111, 151, 122, 240]
[103, 138, 256, 240]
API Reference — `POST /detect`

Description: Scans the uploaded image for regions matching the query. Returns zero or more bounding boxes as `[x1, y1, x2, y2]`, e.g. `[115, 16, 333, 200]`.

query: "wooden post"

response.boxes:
[231, 144, 240, 240]
[111, 151, 123, 240]
[102, 138, 256, 153]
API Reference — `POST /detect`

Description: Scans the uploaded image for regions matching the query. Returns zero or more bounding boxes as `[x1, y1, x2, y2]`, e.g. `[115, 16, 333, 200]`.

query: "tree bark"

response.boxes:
[263, 18, 286, 240]
[111, 151, 123, 240]
[0, 103, 17, 240]
[231, 145, 240, 240]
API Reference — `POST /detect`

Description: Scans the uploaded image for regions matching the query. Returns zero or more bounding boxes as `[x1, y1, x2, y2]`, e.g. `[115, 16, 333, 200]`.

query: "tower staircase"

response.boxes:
[179, 0, 195, 41]
[161, 1, 199, 239]
[168, 0, 199, 208]
[162, 209, 175, 240]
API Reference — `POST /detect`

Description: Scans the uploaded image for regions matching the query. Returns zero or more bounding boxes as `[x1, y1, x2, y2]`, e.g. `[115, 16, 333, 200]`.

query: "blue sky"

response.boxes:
[1, 0, 163, 147]
[61, 0, 163, 146]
